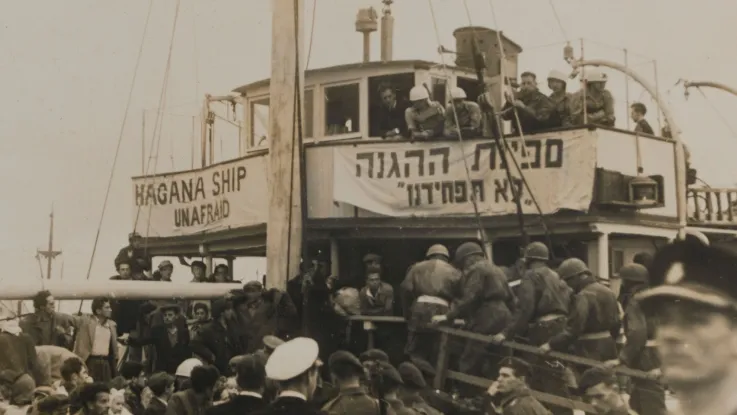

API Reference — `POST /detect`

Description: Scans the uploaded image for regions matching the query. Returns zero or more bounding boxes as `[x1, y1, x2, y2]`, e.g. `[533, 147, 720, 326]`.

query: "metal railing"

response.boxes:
[689, 188, 737, 224]
[347, 315, 659, 414]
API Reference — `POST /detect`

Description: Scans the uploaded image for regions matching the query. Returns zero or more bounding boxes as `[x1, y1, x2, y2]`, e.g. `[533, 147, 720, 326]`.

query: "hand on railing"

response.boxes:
[539, 343, 551, 353]
[603, 359, 620, 369]
[430, 314, 448, 324]
[489, 333, 506, 345]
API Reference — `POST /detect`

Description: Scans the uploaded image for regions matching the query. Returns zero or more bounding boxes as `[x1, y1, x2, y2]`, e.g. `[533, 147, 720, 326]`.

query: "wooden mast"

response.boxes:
[266, 0, 305, 290]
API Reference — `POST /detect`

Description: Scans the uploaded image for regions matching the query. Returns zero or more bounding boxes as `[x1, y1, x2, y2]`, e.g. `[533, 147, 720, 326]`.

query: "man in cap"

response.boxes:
[566, 69, 615, 127]
[547, 69, 570, 128]
[604, 263, 665, 415]
[377, 362, 414, 415]
[484, 357, 549, 415]
[501, 71, 555, 135]
[114, 232, 152, 279]
[634, 237, 737, 415]
[397, 362, 441, 415]
[491, 242, 573, 414]
[254, 335, 285, 366]
[405, 85, 445, 140]
[207, 355, 266, 415]
[155, 260, 174, 282]
[255, 337, 324, 415]
[432, 241, 514, 383]
[578, 367, 637, 415]
[401, 244, 461, 367]
[545, 258, 621, 368]
[321, 351, 388, 415]
[123, 303, 191, 374]
[444, 86, 482, 138]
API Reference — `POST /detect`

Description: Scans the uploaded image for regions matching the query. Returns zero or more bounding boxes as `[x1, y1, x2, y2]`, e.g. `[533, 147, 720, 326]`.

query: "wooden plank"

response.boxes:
[445, 370, 596, 413]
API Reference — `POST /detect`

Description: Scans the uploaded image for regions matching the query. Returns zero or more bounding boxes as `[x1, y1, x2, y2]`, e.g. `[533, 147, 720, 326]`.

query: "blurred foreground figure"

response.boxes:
[637, 237, 737, 415]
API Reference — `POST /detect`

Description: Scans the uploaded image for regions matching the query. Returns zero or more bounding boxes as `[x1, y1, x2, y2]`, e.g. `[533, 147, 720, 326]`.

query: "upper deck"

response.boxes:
[130, 58, 731, 255]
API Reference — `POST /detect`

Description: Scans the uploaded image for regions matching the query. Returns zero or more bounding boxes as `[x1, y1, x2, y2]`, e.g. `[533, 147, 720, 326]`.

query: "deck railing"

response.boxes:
[347, 315, 659, 414]
[689, 188, 737, 225]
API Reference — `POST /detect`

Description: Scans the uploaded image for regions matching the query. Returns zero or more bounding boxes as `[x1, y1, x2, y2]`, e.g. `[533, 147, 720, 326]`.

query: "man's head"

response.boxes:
[578, 367, 624, 414]
[90, 298, 112, 320]
[214, 264, 229, 283]
[409, 86, 430, 111]
[234, 355, 266, 392]
[265, 338, 322, 400]
[328, 351, 365, 385]
[33, 290, 55, 315]
[425, 244, 450, 262]
[496, 357, 531, 395]
[366, 273, 382, 292]
[637, 237, 737, 390]
[519, 72, 538, 94]
[523, 242, 549, 266]
[157, 261, 173, 281]
[630, 102, 647, 122]
[378, 83, 397, 108]
[243, 281, 264, 304]
[547, 70, 567, 93]
[128, 232, 142, 248]
[161, 305, 180, 326]
[120, 362, 146, 388]
[147, 372, 174, 399]
[78, 383, 111, 415]
[60, 358, 89, 388]
[193, 303, 209, 322]
[362, 253, 382, 273]
[117, 262, 132, 280]
[189, 365, 220, 399]
[190, 261, 206, 280]
[453, 241, 485, 269]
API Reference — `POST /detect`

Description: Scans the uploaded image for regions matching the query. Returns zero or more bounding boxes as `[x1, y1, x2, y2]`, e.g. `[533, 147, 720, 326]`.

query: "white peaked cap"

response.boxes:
[175, 358, 203, 378]
[265, 337, 320, 381]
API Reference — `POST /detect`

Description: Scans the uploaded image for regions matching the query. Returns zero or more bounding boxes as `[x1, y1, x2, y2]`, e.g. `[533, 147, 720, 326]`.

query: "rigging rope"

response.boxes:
[546, 0, 569, 42]
[426, 0, 490, 251]
[696, 87, 737, 139]
[81, 0, 154, 285]
[305, 0, 318, 69]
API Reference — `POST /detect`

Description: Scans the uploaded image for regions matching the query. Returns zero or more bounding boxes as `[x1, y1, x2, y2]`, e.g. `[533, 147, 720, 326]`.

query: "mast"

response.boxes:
[266, 0, 305, 290]
[37, 207, 62, 280]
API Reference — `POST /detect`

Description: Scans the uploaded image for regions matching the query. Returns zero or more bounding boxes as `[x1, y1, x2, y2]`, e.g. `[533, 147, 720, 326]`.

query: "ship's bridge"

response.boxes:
[132, 49, 737, 282]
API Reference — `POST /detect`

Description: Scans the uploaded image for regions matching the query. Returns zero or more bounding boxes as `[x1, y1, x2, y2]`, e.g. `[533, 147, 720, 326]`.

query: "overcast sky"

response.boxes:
[0, 0, 735, 292]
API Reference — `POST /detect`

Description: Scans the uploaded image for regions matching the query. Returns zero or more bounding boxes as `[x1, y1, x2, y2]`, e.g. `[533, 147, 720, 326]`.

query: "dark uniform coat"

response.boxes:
[127, 324, 191, 374]
[634, 119, 654, 135]
[502, 90, 554, 135]
[206, 394, 266, 415]
[321, 386, 395, 415]
[493, 388, 551, 415]
[253, 396, 327, 415]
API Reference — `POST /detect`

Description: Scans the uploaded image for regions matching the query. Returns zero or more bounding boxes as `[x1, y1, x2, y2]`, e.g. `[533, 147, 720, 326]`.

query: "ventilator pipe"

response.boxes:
[570, 59, 688, 240]
[682, 80, 737, 99]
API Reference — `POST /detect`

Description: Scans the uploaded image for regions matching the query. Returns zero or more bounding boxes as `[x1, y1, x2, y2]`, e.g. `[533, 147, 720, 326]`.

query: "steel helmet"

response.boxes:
[583, 69, 607, 83]
[409, 86, 430, 102]
[523, 242, 550, 261]
[454, 242, 484, 263]
[557, 258, 590, 280]
[618, 263, 648, 283]
[426, 244, 450, 259]
[547, 70, 568, 83]
[175, 358, 202, 378]
[450, 86, 467, 100]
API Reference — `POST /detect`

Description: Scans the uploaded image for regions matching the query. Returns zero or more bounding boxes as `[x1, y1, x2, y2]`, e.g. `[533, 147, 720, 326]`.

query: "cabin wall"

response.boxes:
[586, 236, 659, 279]
[595, 130, 677, 217]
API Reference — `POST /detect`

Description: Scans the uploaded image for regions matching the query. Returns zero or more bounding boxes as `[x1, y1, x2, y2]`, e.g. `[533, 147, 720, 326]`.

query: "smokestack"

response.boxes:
[380, 0, 394, 62]
[355, 7, 378, 63]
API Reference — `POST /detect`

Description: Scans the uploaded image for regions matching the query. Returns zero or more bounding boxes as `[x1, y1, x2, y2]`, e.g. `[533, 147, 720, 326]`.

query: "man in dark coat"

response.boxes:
[144, 372, 174, 415]
[114, 233, 151, 278]
[630, 102, 654, 135]
[125, 304, 191, 375]
[194, 300, 245, 376]
[321, 351, 387, 415]
[501, 72, 555, 135]
[484, 357, 551, 415]
[207, 355, 266, 415]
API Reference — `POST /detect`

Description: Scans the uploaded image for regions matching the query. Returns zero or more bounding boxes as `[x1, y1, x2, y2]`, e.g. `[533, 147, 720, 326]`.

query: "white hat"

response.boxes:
[409, 86, 429, 102]
[547, 70, 568, 83]
[175, 358, 202, 378]
[450, 86, 467, 100]
[265, 337, 320, 381]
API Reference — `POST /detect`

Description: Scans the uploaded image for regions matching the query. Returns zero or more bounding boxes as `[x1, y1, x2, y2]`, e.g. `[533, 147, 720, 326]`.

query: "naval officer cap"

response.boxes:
[636, 236, 737, 312]
[265, 337, 321, 381]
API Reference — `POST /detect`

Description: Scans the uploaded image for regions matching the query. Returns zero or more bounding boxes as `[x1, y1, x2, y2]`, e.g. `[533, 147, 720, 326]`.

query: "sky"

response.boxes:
[0, 0, 735, 298]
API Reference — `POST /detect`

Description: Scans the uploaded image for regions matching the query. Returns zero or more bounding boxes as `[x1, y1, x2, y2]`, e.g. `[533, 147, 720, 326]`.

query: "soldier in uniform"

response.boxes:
[401, 244, 461, 367]
[256, 337, 324, 415]
[443, 86, 483, 138]
[635, 237, 737, 415]
[485, 357, 551, 415]
[378, 362, 416, 415]
[491, 242, 573, 415]
[321, 351, 390, 415]
[546, 259, 621, 370]
[432, 241, 514, 383]
[566, 69, 615, 127]
[604, 263, 665, 415]
[501, 71, 555, 135]
[578, 367, 638, 415]
[397, 362, 442, 415]
[547, 69, 570, 128]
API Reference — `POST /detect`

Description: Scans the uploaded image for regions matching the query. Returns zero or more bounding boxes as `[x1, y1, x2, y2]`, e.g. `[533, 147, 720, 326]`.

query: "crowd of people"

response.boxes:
[372, 69, 661, 142]
[4, 230, 737, 415]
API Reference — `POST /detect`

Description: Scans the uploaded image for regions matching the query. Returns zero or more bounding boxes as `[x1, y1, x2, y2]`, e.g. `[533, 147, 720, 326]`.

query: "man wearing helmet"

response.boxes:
[501, 71, 555, 135]
[547, 70, 570, 128]
[405, 85, 445, 140]
[566, 69, 615, 127]
[443, 86, 482, 138]
[431, 241, 514, 383]
[604, 263, 665, 415]
[544, 258, 621, 369]
[401, 244, 461, 367]
[491, 242, 573, 415]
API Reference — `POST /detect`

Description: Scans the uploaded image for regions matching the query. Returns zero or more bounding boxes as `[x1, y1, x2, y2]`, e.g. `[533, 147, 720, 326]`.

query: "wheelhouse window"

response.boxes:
[368, 73, 414, 138]
[250, 97, 270, 147]
[430, 77, 447, 105]
[324, 83, 360, 136]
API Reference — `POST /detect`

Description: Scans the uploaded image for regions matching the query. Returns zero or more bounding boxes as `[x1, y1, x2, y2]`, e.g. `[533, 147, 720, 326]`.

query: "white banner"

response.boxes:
[132, 155, 268, 238]
[332, 130, 597, 217]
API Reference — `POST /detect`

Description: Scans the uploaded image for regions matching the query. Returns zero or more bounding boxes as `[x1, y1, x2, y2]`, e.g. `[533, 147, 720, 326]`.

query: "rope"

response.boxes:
[305, 0, 318, 69]
[696, 87, 737, 139]
[426, 0, 490, 251]
[81, 0, 154, 286]
[546, 0, 569, 42]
